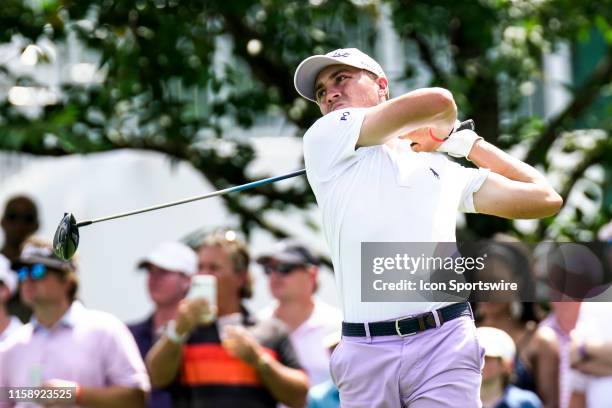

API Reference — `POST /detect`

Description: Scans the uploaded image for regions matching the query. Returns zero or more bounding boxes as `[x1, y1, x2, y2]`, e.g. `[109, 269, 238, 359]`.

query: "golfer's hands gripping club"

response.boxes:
[400, 119, 480, 158]
[174, 298, 217, 337]
[400, 127, 446, 152]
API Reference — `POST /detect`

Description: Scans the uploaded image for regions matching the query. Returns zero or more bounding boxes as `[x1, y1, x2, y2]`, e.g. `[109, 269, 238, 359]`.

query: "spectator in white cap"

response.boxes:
[478, 326, 542, 408]
[0, 253, 22, 343]
[128, 241, 197, 408]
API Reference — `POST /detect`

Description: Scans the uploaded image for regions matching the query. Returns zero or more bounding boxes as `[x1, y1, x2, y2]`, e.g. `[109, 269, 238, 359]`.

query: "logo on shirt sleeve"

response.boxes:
[340, 112, 351, 121]
[429, 167, 440, 179]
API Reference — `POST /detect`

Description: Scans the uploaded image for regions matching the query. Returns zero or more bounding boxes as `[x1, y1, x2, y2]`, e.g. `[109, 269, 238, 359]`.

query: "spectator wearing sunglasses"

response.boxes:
[257, 240, 343, 387]
[1, 195, 39, 323]
[0, 254, 22, 343]
[0, 239, 150, 407]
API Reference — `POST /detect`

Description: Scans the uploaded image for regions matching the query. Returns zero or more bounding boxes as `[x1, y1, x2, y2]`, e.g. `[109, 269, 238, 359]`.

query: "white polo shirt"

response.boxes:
[258, 299, 343, 386]
[303, 108, 489, 322]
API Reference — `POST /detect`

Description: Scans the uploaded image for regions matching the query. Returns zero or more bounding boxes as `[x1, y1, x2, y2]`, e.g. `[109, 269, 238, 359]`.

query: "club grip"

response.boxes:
[456, 119, 475, 132]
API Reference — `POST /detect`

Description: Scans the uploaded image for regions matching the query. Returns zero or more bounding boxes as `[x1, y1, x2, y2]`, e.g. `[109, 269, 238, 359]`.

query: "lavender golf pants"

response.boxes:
[330, 315, 485, 408]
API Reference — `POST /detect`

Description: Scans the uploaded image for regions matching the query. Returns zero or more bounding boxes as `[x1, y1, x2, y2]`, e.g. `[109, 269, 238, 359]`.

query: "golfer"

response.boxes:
[294, 48, 562, 407]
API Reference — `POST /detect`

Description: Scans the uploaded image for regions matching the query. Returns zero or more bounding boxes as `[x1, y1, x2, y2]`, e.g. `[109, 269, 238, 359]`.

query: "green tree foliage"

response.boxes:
[0, 0, 610, 241]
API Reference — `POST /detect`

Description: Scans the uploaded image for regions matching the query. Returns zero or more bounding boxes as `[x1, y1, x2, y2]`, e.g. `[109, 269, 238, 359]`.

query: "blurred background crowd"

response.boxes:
[0, 0, 610, 407]
[0, 197, 610, 407]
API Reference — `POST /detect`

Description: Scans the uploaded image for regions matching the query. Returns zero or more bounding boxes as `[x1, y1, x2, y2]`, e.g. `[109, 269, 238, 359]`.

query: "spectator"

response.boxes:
[129, 241, 198, 408]
[0, 239, 150, 407]
[1, 195, 39, 322]
[473, 240, 558, 403]
[1, 196, 39, 262]
[0, 254, 21, 343]
[257, 240, 342, 386]
[307, 330, 341, 408]
[533, 239, 609, 408]
[538, 302, 582, 408]
[477, 301, 545, 390]
[146, 230, 309, 408]
[477, 326, 542, 408]
[568, 302, 612, 408]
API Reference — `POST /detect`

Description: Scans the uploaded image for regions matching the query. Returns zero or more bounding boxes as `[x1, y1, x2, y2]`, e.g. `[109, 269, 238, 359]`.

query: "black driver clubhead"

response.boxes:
[456, 119, 475, 132]
[53, 213, 79, 261]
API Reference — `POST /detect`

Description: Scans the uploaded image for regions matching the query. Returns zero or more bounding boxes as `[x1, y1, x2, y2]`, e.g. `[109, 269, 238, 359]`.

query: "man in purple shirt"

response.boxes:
[129, 241, 198, 408]
[0, 240, 150, 407]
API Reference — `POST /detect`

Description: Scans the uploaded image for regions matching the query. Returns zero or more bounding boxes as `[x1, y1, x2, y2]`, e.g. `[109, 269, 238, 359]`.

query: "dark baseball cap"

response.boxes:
[256, 240, 320, 266]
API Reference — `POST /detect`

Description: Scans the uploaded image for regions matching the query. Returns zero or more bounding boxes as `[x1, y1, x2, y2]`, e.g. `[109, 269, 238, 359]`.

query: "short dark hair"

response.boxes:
[363, 70, 389, 100]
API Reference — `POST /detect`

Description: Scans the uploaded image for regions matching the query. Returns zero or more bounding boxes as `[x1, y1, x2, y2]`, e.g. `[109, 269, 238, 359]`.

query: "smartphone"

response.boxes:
[188, 275, 217, 322]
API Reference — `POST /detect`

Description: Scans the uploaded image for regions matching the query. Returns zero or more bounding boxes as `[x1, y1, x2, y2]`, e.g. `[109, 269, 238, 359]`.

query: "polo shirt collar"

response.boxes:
[31, 301, 86, 331]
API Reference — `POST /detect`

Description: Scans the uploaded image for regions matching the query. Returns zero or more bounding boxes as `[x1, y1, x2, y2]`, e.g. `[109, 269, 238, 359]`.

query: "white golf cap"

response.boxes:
[0, 254, 17, 295]
[138, 241, 197, 277]
[476, 326, 516, 364]
[294, 48, 387, 102]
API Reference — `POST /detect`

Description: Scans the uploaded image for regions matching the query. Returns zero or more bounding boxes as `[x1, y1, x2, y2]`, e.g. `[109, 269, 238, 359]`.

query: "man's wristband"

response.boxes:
[450, 119, 462, 136]
[165, 320, 188, 345]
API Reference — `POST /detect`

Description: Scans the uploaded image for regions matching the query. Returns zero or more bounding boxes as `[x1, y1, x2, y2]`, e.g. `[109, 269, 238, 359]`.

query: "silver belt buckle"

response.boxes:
[395, 316, 417, 337]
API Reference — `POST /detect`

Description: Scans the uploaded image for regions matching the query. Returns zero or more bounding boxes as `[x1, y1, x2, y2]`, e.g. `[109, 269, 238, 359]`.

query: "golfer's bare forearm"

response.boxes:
[146, 337, 183, 388]
[469, 139, 563, 218]
[79, 386, 145, 408]
[359, 87, 457, 146]
[468, 140, 549, 185]
[257, 361, 308, 408]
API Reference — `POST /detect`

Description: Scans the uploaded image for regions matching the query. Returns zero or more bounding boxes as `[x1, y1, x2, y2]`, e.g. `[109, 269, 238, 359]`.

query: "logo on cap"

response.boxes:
[331, 51, 350, 58]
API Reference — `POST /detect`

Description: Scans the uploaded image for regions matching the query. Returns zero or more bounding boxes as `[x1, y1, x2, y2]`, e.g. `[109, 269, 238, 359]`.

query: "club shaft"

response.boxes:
[75, 120, 474, 228]
[76, 169, 306, 227]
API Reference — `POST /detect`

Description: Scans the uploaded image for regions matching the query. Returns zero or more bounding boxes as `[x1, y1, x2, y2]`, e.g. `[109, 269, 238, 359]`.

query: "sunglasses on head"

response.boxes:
[17, 264, 48, 282]
[262, 263, 303, 275]
[4, 212, 37, 224]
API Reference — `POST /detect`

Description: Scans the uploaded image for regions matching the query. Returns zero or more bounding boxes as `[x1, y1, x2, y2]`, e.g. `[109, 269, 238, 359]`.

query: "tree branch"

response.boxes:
[408, 32, 448, 86]
[220, 194, 333, 268]
[534, 139, 611, 238]
[525, 46, 612, 166]
[559, 145, 608, 202]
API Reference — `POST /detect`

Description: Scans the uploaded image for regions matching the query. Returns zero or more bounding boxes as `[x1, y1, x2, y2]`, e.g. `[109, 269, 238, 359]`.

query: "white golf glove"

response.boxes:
[436, 128, 482, 159]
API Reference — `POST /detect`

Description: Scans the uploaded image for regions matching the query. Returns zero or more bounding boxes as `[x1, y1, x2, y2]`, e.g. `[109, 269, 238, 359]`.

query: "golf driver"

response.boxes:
[53, 119, 475, 260]
[53, 169, 306, 260]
